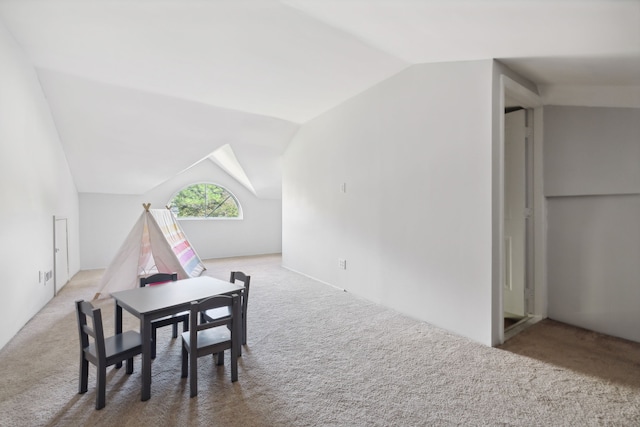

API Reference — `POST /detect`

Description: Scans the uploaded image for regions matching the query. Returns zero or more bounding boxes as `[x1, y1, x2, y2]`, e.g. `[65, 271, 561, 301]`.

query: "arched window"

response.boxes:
[169, 183, 241, 219]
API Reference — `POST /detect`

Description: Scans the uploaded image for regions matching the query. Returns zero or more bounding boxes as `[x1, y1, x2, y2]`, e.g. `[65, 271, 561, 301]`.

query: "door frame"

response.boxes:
[496, 76, 546, 344]
[503, 107, 529, 318]
[53, 216, 69, 296]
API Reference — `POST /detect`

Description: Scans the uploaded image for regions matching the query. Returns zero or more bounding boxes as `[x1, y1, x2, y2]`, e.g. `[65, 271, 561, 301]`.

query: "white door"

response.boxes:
[54, 217, 69, 294]
[504, 109, 527, 317]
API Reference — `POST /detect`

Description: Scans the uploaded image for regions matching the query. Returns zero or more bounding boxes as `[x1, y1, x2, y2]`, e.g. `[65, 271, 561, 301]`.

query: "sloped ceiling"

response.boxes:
[0, 0, 638, 197]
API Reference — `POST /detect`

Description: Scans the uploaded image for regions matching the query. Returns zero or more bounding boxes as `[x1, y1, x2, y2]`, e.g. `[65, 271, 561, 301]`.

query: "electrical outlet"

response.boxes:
[338, 259, 347, 270]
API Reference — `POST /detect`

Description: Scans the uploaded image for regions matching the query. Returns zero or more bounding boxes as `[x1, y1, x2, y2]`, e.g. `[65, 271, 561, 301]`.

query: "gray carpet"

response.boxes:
[1, 254, 639, 426]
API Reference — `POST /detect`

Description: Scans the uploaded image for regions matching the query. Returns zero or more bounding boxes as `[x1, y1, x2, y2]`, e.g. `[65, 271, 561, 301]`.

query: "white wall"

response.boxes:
[283, 61, 496, 345]
[544, 107, 640, 197]
[80, 159, 281, 270]
[545, 106, 640, 342]
[0, 21, 80, 350]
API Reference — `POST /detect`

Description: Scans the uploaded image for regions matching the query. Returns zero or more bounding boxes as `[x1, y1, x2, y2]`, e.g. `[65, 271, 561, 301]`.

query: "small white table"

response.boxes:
[111, 276, 244, 401]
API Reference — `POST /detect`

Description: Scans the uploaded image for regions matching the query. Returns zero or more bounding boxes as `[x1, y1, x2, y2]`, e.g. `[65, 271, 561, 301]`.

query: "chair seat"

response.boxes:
[182, 326, 230, 351]
[85, 330, 142, 361]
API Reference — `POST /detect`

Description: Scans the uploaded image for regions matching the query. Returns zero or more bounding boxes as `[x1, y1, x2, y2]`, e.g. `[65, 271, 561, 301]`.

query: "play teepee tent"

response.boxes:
[93, 204, 206, 299]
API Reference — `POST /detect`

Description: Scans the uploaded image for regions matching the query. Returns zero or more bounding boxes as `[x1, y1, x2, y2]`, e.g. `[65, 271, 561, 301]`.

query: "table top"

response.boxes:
[110, 275, 244, 316]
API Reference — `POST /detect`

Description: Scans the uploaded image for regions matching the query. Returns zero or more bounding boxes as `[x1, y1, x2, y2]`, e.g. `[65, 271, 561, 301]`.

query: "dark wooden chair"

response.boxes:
[181, 294, 241, 397]
[202, 271, 250, 346]
[75, 299, 142, 410]
[140, 272, 189, 359]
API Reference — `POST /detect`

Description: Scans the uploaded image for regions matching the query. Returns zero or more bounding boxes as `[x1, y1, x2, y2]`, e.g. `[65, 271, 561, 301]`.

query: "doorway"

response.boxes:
[496, 75, 545, 345]
[503, 108, 532, 333]
[54, 216, 69, 296]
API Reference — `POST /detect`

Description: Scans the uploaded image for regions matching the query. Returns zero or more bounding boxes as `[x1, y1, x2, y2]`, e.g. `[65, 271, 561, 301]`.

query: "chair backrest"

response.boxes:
[140, 272, 178, 287]
[230, 271, 250, 310]
[189, 294, 241, 335]
[75, 299, 106, 361]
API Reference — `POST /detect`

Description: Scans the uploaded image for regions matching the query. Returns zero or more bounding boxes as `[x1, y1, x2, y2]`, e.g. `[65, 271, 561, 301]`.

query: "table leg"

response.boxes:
[115, 303, 123, 369]
[141, 315, 152, 401]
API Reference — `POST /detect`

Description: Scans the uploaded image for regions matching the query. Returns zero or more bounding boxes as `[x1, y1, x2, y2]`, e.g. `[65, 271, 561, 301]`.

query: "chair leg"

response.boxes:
[151, 327, 157, 359]
[230, 340, 238, 383]
[233, 319, 243, 357]
[181, 346, 188, 378]
[216, 351, 224, 366]
[172, 322, 178, 338]
[189, 350, 198, 398]
[96, 366, 106, 410]
[79, 355, 88, 394]
[125, 358, 134, 374]
[242, 314, 247, 345]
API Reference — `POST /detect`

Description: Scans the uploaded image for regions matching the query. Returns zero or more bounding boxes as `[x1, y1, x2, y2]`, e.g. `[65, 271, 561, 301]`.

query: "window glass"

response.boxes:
[169, 183, 241, 219]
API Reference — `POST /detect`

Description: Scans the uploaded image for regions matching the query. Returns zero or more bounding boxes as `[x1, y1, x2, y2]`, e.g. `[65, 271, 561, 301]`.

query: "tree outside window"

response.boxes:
[169, 183, 241, 218]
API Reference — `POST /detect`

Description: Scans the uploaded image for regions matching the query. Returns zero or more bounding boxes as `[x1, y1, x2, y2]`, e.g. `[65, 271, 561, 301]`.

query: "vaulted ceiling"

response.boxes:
[1, 0, 638, 198]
